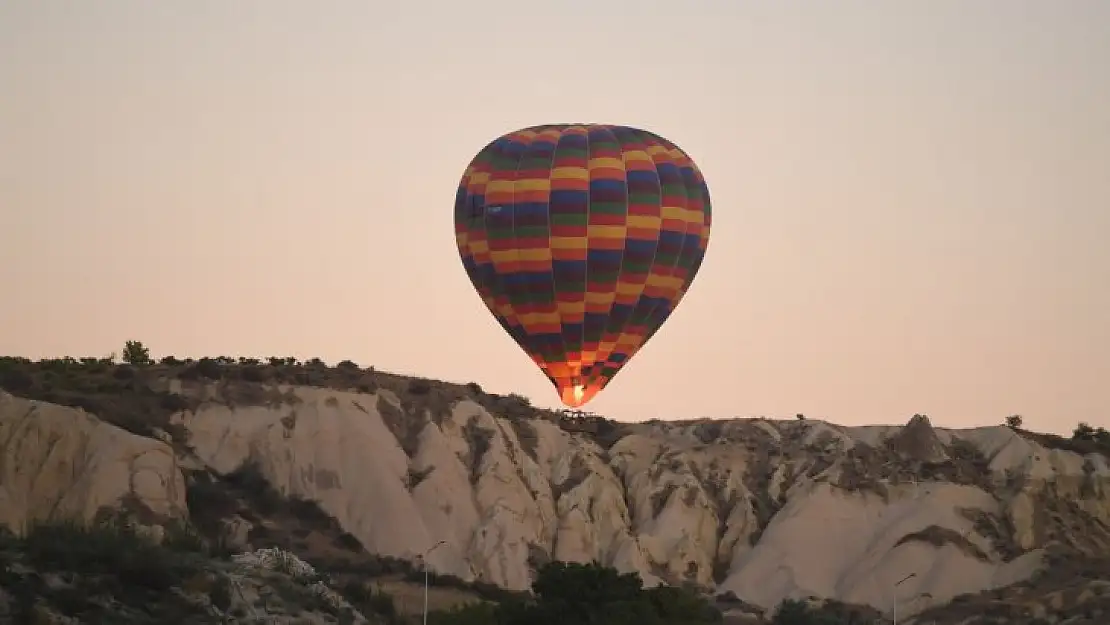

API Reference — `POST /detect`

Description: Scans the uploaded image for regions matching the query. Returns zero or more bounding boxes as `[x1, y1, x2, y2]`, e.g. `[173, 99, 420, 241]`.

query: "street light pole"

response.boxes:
[893, 572, 916, 625]
[422, 540, 446, 625]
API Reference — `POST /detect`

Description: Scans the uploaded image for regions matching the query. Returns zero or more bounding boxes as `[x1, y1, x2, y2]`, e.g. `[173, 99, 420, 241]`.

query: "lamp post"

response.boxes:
[892, 572, 916, 625]
[422, 540, 447, 625]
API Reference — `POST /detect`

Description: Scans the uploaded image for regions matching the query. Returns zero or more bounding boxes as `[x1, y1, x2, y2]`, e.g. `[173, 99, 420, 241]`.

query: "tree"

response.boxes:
[193, 357, 222, 380]
[506, 393, 531, 407]
[645, 584, 724, 624]
[430, 561, 720, 625]
[1005, 414, 1023, 429]
[1073, 422, 1096, 440]
[121, 341, 151, 366]
[771, 599, 812, 625]
[529, 561, 644, 624]
[1073, 422, 1110, 445]
[770, 598, 876, 625]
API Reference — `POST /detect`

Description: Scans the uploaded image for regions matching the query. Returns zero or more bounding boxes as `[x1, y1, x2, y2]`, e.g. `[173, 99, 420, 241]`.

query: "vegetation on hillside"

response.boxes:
[424, 567, 885, 625]
[180, 458, 526, 611]
[3, 341, 1104, 458]
[427, 561, 722, 625]
[1013, 421, 1110, 460]
[765, 599, 878, 625]
[0, 516, 331, 623]
[0, 341, 630, 450]
[0, 516, 868, 624]
[0, 514, 725, 624]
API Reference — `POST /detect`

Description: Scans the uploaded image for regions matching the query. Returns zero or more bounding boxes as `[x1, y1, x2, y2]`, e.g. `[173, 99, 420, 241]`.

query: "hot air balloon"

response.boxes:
[454, 124, 712, 408]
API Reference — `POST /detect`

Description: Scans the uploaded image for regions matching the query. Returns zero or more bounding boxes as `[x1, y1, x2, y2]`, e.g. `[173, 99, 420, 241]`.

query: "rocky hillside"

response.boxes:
[1, 353, 1109, 624]
[0, 519, 384, 624]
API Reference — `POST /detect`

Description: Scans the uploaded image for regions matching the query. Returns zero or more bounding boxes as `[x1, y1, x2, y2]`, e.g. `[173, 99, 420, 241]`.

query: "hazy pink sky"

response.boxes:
[2, 1, 1107, 434]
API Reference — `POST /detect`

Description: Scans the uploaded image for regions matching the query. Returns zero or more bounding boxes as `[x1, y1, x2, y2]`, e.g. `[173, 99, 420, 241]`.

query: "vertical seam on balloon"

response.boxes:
[635, 127, 666, 289]
[655, 134, 697, 321]
[600, 127, 664, 378]
[480, 141, 500, 321]
[457, 169, 482, 303]
[674, 165, 712, 307]
[506, 132, 532, 355]
[629, 130, 687, 356]
[550, 127, 580, 391]
[582, 125, 607, 375]
[601, 125, 626, 366]
[511, 129, 545, 368]
[677, 156, 710, 306]
[589, 124, 632, 388]
[579, 125, 592, 386]
[539, 127, 566, 382]
[631, 127, 667, 326]
[465, 147, 496, 314]
[644, 136, 702, 345]
[656, 160, 704, 332]
[487, 138, 521, 337]
[604, 126, 648, 383]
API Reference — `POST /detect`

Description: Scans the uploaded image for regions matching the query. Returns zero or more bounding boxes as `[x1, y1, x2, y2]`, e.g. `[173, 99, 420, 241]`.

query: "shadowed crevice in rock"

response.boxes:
[894, 524, 992, 561]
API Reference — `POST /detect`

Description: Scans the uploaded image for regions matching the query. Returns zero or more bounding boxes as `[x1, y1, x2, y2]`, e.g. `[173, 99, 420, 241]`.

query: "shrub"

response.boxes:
[195, 357, 223, 380]
[1073, 422, 1110, 445]
[770, 598, 878, 625]
[429, 561, 720, 625]
[20, 518, 199, 592]
[121, 340, 152, 366]
[341, 581, 400, 623]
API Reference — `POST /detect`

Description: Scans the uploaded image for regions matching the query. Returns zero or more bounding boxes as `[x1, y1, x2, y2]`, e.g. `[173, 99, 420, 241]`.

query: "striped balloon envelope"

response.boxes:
[454, 124, 712, 408]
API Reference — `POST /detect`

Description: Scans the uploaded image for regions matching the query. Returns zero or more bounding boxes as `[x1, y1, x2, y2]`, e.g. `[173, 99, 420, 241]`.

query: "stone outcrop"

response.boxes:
[3, 385, 1109, 621]
[0, 392, 186, 532]
[887, 413, 950, 463]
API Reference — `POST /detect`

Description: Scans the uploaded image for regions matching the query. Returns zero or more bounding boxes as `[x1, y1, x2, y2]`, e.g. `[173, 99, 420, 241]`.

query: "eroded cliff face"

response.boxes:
[3, 385, 1109, 620]
[167, 385, 1110, 618]
[0, 392, 186, 533]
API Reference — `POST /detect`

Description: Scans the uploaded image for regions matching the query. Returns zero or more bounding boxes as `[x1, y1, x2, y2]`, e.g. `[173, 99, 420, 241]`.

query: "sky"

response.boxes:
[1, 1, 1107, 434]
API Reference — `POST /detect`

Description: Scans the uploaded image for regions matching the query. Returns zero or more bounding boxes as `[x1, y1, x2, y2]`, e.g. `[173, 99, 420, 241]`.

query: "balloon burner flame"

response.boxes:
[572, 384, 585, 403]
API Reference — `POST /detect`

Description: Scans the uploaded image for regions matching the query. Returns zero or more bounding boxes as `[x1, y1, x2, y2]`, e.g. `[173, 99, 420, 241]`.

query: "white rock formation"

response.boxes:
[0, 391, 186, 532]
[169, 386, 1110, 618]
[3, 385, 1109, 621]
